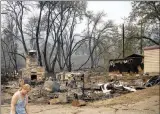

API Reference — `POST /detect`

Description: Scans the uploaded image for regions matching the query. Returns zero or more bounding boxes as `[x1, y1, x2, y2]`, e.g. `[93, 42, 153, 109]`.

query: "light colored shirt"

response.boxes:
[11, 91, 28, 114]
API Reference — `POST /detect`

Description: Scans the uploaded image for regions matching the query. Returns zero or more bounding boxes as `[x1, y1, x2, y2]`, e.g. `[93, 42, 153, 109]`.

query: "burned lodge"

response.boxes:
[109, 54, 144, 74]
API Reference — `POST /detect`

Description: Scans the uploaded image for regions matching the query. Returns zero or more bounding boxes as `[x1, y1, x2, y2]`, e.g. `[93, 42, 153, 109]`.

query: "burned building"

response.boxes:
[56, 72, 85, 97]
[21, 50, 45, 83]
[109, 54, 144, 74]
[56, 72, 84, 88]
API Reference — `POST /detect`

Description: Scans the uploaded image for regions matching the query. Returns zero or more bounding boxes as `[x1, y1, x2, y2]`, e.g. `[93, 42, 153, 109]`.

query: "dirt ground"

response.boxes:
[1, 85, 159, 114]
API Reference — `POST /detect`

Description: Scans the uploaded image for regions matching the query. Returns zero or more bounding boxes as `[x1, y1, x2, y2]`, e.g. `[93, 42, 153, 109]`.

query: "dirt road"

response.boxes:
[1, 96, 159, 114]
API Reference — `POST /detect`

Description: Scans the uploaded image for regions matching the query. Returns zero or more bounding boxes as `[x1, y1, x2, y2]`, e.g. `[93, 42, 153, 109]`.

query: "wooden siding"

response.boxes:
[144, 49, 160, 73]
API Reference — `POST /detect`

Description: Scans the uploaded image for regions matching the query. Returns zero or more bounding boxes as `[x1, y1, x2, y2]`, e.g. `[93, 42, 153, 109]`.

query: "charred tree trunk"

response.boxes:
[51, 50, 58, 75]
[87, 18, 94, 69]
[1, 43, 7, 74]
[43, 4, 51, 72]
[12, 1, 28, 54]
[35, 2, 45, 66]
[57, 2, 64, 71]
[67, 55, 72, 72]
[66, 11, 76, 72]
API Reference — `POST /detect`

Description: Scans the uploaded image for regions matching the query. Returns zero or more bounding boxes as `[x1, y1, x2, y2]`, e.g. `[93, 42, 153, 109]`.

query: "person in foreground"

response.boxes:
[10, 84, 31, 114]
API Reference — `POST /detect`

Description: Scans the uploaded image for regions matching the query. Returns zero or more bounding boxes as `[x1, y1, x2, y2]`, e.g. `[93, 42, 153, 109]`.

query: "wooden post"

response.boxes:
[82, 74, 85, 99]
[140, 21, 143, 54]
[122, 24, 125, 58]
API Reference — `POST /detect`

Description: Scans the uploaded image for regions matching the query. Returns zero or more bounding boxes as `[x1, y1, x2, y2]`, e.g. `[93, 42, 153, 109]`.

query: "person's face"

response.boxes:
[21, 89, 30, 95]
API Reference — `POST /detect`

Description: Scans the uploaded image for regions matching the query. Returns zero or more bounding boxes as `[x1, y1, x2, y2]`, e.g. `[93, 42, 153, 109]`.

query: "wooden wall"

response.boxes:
[144, 49, 160, 73]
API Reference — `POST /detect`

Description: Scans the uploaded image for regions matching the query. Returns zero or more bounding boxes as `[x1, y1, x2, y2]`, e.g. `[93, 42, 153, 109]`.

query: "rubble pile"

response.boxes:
[2, 70, 160, 107]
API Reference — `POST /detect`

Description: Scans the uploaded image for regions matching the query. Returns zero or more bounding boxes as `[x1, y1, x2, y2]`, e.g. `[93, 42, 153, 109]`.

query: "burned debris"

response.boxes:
[20, 68, 160, 106]
[109, 54, 144, 74]
[145, 75, 160, 87]
[2, 70, 160, 107]
[56, 72, 85, 101]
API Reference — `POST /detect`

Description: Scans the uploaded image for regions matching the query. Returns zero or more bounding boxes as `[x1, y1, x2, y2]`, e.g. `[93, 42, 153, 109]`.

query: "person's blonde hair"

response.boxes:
[19, 84, 31, 91]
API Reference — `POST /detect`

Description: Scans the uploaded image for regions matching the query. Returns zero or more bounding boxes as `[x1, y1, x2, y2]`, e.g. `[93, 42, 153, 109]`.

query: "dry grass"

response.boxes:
[90, 85, 160, 107]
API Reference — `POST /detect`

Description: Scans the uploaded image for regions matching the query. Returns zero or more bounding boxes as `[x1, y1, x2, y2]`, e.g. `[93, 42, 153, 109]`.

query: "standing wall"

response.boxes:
[144, 49, 160, 73]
